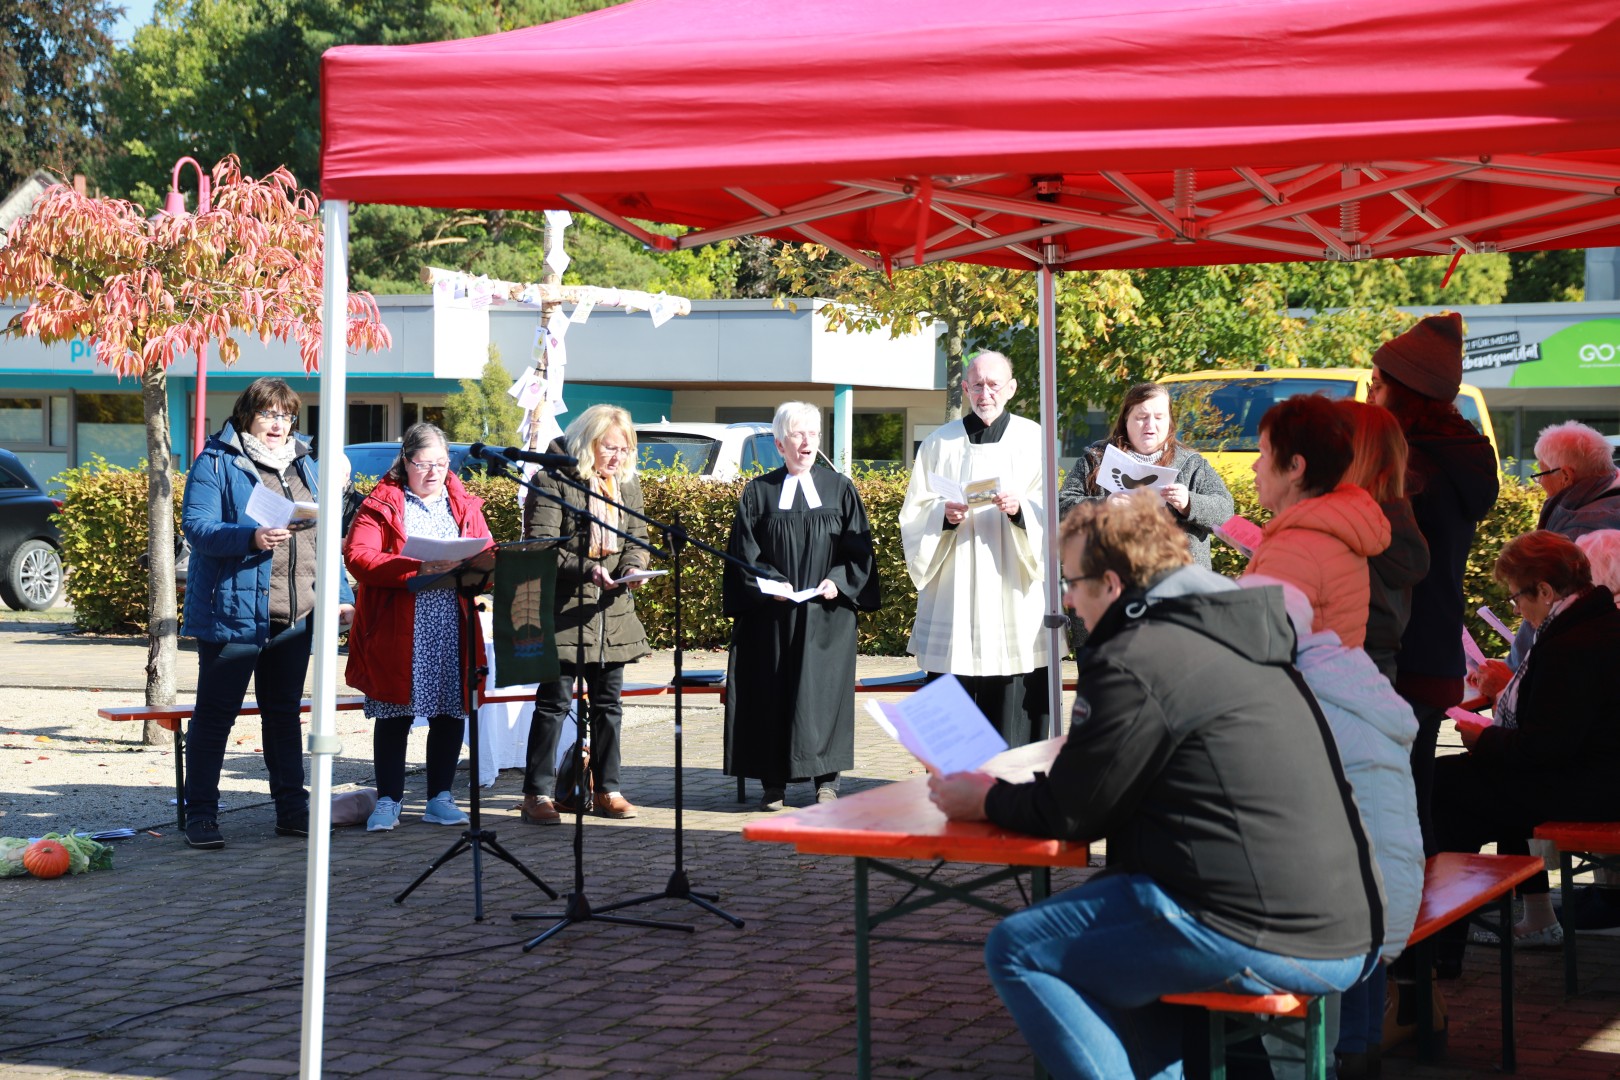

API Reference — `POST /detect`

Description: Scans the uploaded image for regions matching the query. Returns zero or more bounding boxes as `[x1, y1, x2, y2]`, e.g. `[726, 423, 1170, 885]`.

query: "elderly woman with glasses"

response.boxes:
[1432, 530, 1620, 950]
[178, 377, 354, 850]
[345, 422, 493, 833]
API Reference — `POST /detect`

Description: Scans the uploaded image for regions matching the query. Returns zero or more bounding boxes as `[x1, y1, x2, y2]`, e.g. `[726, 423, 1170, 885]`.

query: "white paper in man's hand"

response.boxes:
[605, 569, 668, 586]
[929, 473, 966, 504]
[1097, 443, 1179, 494]
[864, 673, 1008, 774]
[755, 577, 822, 603]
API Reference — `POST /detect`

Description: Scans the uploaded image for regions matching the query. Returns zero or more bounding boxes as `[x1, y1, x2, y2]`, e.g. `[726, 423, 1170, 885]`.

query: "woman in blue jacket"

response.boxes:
[179, 378, 352, 850]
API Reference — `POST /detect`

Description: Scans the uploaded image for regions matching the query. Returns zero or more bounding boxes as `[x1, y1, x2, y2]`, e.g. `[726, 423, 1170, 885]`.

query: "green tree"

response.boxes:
[1505, 249, 1585, 302]
[442, 348, 525, 444]
[0, 0, 119, 191]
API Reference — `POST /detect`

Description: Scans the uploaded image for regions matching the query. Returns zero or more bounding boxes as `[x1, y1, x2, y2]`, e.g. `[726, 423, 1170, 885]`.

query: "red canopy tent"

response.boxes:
[303, 5, 1620, 1069]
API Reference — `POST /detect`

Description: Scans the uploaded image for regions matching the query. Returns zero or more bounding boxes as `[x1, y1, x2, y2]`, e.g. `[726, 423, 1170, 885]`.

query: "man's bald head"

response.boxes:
[964, 351, 1017, 424]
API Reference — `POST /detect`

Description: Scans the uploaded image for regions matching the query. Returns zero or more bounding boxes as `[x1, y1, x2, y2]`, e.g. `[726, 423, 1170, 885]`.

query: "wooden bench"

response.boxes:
[1532, 820, 1620, 995]
[99, 679, 680, 830]
[1166, 852, 1544, 1078]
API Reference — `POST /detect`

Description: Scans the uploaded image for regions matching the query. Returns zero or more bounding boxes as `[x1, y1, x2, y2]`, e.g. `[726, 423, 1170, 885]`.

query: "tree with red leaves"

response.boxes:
[0, 156, 391, 735]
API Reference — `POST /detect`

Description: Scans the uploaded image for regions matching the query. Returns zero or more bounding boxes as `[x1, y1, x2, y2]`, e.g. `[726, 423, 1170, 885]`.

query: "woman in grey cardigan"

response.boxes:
[1059, 382, 1234, 567]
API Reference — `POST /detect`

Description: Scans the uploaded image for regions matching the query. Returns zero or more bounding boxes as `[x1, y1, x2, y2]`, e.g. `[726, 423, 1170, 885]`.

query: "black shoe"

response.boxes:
[185, 819, 224, 850]
[274, 813, 310, 838]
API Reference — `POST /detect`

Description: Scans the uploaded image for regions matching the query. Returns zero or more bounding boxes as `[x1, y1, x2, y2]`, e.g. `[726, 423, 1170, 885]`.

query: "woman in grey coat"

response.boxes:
[1059, 382, 1234, 567]
[519, 404, 652, 824]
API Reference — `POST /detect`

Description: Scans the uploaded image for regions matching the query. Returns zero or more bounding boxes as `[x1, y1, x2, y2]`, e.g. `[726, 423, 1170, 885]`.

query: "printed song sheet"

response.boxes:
[864, 673, 1008, 774]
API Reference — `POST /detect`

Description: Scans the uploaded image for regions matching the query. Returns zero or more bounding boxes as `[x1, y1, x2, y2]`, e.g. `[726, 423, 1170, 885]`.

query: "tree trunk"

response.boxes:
[943, 316, 965, 422]
[141, 363, 178, 746]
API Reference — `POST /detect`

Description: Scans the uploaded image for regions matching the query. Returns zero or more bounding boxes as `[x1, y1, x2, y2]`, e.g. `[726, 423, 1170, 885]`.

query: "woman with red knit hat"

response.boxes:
[1367, 312, 1499, 856]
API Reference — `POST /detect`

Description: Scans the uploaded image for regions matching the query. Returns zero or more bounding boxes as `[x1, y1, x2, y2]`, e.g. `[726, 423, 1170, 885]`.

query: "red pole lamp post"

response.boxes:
[159, 157, 212, 460]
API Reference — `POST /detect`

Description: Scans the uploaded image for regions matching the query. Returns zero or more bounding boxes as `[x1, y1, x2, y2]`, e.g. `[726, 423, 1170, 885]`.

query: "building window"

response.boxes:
[76, 392, 146, 468]
[403, 401, 446, 430]
[852, 411, 904, 469]
[0, 396, 46, 443]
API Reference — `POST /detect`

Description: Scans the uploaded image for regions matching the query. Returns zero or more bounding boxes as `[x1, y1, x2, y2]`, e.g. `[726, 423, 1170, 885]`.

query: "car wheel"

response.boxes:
[1, 539, 64, 611]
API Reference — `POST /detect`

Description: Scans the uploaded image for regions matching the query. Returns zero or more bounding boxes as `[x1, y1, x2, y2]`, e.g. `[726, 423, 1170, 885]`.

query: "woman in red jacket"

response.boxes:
[344, 423, 493, 832]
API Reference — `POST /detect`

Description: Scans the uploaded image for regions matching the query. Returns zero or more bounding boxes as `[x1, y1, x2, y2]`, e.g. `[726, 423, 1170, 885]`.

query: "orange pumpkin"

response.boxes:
[23, 839, 71, 879]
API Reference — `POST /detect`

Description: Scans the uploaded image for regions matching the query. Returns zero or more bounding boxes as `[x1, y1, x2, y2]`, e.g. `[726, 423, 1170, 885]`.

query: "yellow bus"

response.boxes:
[1157, 368, 1498, 472]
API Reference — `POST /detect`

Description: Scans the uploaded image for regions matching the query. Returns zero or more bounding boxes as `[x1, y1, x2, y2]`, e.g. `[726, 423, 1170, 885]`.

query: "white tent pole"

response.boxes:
[300, 197, 350, 1080]
[1037, 264, 1064, 737]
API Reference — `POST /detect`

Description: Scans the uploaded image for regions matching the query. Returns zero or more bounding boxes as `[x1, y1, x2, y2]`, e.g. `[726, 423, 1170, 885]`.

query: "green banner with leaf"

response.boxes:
[492, 545, 561, 686]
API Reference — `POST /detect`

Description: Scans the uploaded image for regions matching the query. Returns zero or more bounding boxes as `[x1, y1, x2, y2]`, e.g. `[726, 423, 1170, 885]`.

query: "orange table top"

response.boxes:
[743, 737, 1093, 868]
[1532, 821, 1620, 853]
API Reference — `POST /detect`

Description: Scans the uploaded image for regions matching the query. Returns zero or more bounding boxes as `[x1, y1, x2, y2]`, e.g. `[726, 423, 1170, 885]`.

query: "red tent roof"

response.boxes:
[321, 0, 1620, 270]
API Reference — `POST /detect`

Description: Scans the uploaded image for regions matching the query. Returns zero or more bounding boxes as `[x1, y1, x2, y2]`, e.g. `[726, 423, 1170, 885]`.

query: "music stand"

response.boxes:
[394, 544, 558, 920]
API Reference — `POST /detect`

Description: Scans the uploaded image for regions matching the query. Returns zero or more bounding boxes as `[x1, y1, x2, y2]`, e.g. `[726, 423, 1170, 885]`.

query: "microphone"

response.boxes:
[468, 442, 579, 469]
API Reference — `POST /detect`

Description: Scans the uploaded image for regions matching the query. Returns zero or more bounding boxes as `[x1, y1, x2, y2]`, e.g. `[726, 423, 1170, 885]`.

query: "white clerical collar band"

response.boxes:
[779, 471, 822, 510]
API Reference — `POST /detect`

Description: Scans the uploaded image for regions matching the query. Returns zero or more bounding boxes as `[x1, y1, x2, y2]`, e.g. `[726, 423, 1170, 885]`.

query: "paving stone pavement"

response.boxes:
[3, 624, 1620, 1077]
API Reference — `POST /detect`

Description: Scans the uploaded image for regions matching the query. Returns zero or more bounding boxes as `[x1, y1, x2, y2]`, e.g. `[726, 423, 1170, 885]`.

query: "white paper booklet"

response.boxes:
[245, 484, 317, 530]
[606, 568, 668, 586]
[1460, 626, 1488, 673]
[755, 577, 822, 603]
[1477, 605, 1515, 645]
[864, 673, 1009, 774]
[929, 472, 1001, 508]
[1096, 443, 1179, 494]
[401, 535, 489, 563]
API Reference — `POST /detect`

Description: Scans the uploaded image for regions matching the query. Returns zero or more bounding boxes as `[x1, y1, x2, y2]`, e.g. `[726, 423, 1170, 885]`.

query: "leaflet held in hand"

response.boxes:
[606, 568, 668, 586]
[1097, 443, 1179, 494]
[1214, 515, 1265, 558]
[864, 673, 1009, 774]
[245, 484, 317, 530]
[401, 535, 490, 563]
[929, 473, 1001, 507]
[755, 577, 823, 603]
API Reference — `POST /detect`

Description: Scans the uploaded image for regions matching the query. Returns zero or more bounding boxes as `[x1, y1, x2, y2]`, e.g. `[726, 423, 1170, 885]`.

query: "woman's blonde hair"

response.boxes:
[1338, 400, 1408, 503]
[564, 404, 636, 481]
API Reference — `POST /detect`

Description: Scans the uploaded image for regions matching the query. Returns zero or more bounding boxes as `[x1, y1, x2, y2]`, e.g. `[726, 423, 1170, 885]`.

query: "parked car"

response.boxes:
[0, 449, 65, 611]
[633, 421, 783, 480]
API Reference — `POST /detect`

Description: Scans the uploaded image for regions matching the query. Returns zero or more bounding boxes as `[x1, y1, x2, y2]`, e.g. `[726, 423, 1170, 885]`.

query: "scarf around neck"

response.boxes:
[240, 431, 297, 475]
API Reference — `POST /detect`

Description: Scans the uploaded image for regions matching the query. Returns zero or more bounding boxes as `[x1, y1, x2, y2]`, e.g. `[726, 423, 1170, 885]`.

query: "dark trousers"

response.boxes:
[927, 667, 1050, 749]
[372, 715, 462, 803]
[1407, 703, 1446, 856]
[184, 618, 313, 824]
[525, 661, 626, 797]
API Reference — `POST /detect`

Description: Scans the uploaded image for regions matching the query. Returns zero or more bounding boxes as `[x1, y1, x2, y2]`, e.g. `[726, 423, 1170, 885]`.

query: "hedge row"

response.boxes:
[57, 458, 1544, 651]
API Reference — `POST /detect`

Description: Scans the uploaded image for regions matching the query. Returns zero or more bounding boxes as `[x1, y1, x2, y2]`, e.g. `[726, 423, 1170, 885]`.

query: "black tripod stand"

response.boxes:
[594, 511, 745, 928]
[501, 459, 691, 948]
[395, 545, 558, 920]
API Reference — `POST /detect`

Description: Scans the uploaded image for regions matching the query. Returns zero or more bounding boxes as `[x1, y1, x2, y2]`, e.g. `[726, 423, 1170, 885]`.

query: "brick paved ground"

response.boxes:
[2, 626, 1619, 1077]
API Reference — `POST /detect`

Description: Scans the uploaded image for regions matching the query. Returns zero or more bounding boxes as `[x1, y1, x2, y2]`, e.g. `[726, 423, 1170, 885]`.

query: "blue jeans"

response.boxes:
[184, 619, 313, 824]
[985, 872, 1370, 1080]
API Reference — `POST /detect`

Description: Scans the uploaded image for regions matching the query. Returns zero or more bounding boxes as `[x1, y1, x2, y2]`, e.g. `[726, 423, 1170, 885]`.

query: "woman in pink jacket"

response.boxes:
[1246, 395, 1390, 650]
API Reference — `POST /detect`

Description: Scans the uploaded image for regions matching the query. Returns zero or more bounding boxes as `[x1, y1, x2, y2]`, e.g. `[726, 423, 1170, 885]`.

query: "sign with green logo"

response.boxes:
[1509, 319, 1620, 387]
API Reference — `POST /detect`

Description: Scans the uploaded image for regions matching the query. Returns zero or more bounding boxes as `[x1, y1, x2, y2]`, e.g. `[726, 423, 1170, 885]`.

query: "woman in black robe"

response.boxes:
[723, 401, 881, 811]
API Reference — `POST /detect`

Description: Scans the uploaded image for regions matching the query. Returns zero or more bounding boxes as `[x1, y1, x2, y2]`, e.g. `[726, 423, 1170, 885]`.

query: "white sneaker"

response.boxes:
[423, 791, 468, 826]
[366, 796, 402, 832]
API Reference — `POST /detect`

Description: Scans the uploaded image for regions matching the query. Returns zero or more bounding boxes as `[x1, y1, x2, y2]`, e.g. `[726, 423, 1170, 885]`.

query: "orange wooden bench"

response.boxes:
[98, 679, 680, 830]
[1532, 820, 1620, 995]
[1166, 852, 1543, 1078]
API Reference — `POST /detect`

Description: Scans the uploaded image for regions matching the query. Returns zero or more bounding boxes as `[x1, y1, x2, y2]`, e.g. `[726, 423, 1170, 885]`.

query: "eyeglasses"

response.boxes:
[1060, 574, 1104, 592]
[255, 410, 296, 425]
[1530, 465, 1563, 480]
[1508, 585, 1541, 607]
[407, 459, 450, 473]
[965, 380, 1007, 396]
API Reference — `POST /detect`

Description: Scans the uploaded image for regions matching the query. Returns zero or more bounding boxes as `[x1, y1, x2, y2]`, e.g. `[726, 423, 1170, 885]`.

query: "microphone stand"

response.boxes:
[484, 447, 756, 938]
[493, 454, 692, 948]
[393, 544, 558, 919]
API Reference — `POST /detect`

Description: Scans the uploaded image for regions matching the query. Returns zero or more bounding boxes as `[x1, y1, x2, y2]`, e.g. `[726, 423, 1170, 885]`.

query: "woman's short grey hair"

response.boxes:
[773, 401, 822, 442]
[1577, 530, 1620, 598]
[1535, 420, 1615, 480]
[390, 422, 448, 485]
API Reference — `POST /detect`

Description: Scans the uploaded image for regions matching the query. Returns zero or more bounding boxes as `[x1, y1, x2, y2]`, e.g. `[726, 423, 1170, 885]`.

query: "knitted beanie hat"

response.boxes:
[1371, 312, 1464, 402]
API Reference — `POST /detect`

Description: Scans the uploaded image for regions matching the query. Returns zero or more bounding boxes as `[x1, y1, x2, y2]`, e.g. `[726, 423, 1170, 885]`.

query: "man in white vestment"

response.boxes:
[900, 351, 1049, 746]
